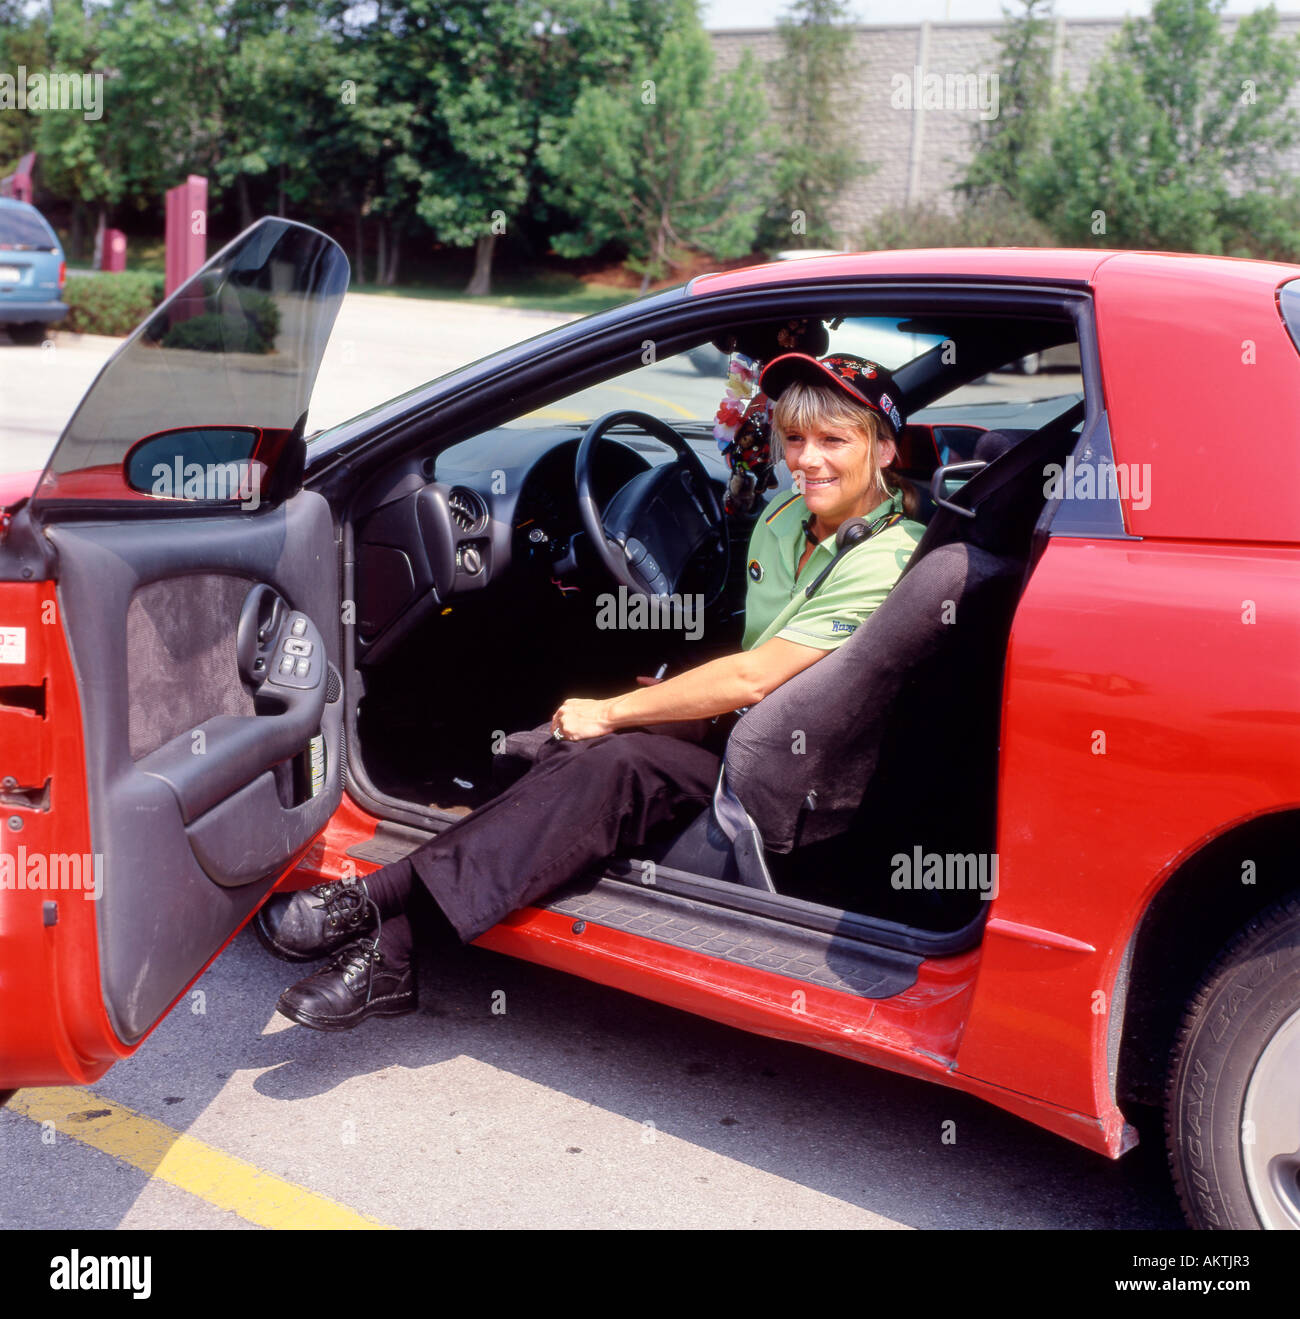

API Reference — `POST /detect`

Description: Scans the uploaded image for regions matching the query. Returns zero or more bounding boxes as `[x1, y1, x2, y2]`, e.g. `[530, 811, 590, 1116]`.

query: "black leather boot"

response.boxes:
[275, 937, 417, 1031]
[254, 879, 378, 963]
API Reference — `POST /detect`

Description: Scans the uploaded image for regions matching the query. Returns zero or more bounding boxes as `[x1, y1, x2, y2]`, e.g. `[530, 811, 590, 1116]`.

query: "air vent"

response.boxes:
[447, 487, 487, 533]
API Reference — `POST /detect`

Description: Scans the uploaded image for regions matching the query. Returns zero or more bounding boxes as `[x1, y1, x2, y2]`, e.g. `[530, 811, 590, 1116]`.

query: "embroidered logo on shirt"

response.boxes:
[830, 619, 858, 634]
[748, 558, 764, 582]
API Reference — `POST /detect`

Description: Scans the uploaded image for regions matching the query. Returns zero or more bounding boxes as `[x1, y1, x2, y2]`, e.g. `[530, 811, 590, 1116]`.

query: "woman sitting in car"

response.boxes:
[256, 351, 926, 1030]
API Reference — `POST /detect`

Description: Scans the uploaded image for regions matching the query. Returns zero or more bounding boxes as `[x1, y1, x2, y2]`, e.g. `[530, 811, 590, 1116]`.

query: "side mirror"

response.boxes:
[123, 425, 301, 510]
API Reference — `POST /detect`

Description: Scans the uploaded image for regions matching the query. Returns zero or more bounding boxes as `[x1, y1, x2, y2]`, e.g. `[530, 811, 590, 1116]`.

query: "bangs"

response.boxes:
[771, 380, 884, 449]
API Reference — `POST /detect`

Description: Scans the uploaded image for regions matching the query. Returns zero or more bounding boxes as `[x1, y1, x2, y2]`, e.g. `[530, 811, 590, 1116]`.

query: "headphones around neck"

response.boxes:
[802, 507, 903, 600]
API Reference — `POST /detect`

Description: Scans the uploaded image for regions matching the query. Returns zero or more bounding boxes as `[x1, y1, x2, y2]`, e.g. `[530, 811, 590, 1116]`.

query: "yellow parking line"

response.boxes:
[522, 407, 587, 421]
[607, 385, 696, 417]
[8, 1087, 392, 1230]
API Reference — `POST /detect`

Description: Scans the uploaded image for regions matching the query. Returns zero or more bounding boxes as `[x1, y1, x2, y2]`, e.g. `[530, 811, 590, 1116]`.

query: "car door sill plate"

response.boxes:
[347, 824, 921, 999]
[546, 878, 920, 1000]
[346, 819, 439, 866]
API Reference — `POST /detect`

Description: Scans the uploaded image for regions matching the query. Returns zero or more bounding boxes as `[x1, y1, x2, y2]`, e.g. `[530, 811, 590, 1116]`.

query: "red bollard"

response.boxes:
[164, 175, 208, 297]
[99, 228, 126, 273]
[0, 152, 35, 204]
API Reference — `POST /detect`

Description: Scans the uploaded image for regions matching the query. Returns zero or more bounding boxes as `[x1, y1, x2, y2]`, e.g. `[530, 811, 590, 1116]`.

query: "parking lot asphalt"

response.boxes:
[0, 926, 1185, 1230]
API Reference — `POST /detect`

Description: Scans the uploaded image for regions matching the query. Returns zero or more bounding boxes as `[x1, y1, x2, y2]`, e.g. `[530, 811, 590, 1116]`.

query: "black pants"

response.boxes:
[368, 720, 730, 961]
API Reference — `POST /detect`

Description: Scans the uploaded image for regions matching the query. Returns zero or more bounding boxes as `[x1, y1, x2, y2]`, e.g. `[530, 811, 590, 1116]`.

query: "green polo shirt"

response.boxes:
[741, 487, 924, 652]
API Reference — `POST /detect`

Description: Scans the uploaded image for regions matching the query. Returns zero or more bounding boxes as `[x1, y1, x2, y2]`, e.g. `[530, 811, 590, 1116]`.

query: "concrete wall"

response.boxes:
[710, 14, 1300, 244]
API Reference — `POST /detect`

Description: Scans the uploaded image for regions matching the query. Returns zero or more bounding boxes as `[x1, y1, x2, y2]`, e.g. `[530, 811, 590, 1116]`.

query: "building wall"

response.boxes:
[710, 14, 1300, 244]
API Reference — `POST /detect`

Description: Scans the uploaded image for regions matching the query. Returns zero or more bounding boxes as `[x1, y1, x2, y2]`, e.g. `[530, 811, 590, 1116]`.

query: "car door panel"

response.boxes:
[45, 489, 342, 1044]
[0, 219, 350, 1083]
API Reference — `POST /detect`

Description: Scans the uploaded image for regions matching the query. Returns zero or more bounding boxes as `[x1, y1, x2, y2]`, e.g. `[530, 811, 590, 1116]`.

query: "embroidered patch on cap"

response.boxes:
[759, 353, 907, 437]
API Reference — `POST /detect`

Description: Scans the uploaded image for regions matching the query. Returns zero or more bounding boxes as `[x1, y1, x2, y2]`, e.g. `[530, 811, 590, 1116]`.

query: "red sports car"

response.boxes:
[1, 221, 1298, 1231]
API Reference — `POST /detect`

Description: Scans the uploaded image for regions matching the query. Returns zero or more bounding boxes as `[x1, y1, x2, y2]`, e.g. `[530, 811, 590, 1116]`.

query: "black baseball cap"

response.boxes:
[760, 352, 906, 438]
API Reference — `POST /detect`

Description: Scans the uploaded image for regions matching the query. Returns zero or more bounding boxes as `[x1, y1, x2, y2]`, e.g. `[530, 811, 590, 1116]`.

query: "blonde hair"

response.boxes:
[771, 379, 917, 518]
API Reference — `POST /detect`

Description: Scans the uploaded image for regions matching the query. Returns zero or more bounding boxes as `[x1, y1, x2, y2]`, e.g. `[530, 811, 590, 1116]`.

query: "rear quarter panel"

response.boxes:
[956, 254, 1300, 1123]
[1090, 252, 1300, 543]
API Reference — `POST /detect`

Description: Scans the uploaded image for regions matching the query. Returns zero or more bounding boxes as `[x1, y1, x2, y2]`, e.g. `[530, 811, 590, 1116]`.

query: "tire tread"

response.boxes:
[1163, 890, 1300, 1230]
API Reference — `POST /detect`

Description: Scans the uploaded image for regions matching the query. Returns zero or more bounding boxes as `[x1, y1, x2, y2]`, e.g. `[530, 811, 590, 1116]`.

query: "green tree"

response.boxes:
[32, 0, 227, 257]
[961, 0, 1056, 206]
[387, 0, 680, 294]
[759, 0, 865, 251]
[0, 6, 51, 174]
[210, 7, 407, 282]
[1020, 0, 1300, 257]
[403, 1, 535, 296]
[543, 13, 776, 292]
[210, 4, 338, 224]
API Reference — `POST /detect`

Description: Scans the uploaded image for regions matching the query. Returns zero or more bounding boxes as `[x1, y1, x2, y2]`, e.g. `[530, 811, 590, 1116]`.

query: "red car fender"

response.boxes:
[956, 536, 1300, 1130]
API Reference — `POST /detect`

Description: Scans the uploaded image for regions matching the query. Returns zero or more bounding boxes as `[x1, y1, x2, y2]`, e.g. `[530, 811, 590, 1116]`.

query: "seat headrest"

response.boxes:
[972, 429, 1033, 464]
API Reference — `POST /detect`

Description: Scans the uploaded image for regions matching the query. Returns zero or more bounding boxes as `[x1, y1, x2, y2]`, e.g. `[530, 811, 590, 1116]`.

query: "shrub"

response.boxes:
[62, 271, 164, 336]
[240, 291, 280, 348]
[159, 292, 279, 355]
[860, 195, 1057, 250]
[62, 274, 280, 351]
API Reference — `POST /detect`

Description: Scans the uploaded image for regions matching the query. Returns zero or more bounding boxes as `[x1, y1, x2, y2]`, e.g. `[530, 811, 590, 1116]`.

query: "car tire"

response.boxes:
[1165, 892, 1300, 1229]
[6, 322, 48, 346]
[1014, 352, 1041, 375]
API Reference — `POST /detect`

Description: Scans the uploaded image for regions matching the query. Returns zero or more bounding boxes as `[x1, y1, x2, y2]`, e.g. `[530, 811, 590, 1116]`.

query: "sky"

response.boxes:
[702, 0, 1300, 27]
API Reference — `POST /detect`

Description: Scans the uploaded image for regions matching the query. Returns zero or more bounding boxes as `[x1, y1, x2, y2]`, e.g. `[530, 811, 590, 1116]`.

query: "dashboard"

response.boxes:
[350, 422, 730, 664]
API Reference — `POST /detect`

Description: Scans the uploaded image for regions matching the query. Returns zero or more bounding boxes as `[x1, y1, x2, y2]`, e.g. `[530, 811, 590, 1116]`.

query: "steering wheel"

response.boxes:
[575, 410, 730, 606]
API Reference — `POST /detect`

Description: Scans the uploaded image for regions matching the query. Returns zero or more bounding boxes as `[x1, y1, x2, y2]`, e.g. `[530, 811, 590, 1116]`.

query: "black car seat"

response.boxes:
[645, 402, 1086, 930]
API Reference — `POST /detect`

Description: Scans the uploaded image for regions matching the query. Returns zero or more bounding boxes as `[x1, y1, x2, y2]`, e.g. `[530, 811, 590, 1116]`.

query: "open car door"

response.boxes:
[0, 219, 348, 1087]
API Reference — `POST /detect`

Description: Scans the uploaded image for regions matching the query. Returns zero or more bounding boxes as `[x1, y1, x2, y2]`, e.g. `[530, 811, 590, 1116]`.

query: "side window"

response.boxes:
[1280, 278, 1300, 355]
[32, 219, 347, 512]
[907, 335, 1084, 437]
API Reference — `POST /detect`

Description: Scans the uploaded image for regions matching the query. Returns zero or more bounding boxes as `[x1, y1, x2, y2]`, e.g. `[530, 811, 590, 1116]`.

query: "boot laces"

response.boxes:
[311, 880, 372, 931]
[330, 895, 385, 1005]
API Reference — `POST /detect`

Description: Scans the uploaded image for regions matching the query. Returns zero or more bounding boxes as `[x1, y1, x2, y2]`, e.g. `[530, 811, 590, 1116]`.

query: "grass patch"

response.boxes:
[348, 273, 634, 315]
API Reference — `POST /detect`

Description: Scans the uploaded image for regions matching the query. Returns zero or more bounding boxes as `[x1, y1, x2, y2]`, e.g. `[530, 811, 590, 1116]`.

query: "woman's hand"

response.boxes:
[550, 696, 617, 742]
